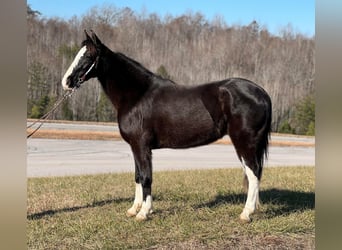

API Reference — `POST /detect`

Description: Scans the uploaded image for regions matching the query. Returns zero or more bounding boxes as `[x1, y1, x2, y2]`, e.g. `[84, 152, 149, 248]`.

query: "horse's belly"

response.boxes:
[158, 132, 222, 149]
[154, 113, 225, 149]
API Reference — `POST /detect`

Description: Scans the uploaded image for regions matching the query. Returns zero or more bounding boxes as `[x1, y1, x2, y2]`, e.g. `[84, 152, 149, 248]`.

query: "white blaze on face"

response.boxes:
[61, 46, 87, 90]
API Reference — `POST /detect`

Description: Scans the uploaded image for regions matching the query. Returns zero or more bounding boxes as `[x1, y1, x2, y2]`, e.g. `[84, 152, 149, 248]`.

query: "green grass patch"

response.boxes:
[27, 166, 315, 249]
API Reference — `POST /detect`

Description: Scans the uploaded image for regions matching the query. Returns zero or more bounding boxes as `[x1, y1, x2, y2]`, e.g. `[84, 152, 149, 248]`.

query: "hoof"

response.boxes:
[239, 213, 252, 223]
[126, 204, 142, 217]
[135, 208, 153, 221]
[135, 212, 148, 221]
[239, 208, 253, 223]
[126, 208, 137, 217]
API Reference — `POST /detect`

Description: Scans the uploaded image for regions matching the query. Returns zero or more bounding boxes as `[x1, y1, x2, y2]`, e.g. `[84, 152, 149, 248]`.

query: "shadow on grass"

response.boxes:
[195, 188, 315, 217]
[27, 197, 131, 220]
[28, 189, 314, 221]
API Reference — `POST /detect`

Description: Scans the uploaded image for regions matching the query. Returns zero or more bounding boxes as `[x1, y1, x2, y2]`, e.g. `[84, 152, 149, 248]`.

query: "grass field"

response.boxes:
[27, 166, 315, 249]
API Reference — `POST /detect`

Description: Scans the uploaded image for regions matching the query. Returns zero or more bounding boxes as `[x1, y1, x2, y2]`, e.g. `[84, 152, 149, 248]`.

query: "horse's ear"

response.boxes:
[90, 30, 102, 48]
[84, 30, 92, 42]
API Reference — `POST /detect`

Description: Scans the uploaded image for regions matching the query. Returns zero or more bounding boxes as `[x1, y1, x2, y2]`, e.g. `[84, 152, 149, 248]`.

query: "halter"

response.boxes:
[77, 55, 99, 87]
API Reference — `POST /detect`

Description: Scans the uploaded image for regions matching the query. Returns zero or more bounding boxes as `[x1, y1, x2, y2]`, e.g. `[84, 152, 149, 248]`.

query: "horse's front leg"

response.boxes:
[126, 160, 143, 217]
[129, 145, 153, 221]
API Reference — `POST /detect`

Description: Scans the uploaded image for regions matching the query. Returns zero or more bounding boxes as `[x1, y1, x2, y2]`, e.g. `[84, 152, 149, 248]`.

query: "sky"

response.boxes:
[27, 0, 315, 37]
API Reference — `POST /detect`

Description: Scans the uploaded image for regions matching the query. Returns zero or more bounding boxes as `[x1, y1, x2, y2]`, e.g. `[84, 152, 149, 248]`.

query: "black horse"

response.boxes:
[62, 30, 272, 222]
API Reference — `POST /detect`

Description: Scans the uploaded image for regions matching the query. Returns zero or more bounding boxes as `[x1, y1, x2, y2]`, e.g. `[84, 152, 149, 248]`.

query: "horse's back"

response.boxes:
[223, 78, 271, 108]
[132, 78, 271, 150]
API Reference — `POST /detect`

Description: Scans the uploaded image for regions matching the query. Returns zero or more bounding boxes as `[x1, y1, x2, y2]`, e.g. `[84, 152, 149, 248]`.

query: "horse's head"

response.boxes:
[62, 30, 103, 90]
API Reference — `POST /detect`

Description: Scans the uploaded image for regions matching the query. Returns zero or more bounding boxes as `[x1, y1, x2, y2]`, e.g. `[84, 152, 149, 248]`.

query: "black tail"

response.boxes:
[243, 96, 271, 190]
[256, 96, 272, 179]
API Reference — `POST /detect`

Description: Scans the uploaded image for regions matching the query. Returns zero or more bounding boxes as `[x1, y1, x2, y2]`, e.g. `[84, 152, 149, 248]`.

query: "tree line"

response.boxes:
[27, 4, 315, 135]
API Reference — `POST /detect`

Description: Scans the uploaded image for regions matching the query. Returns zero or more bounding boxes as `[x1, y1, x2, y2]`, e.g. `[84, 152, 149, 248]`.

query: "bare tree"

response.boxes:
[27, 4, 315, 132]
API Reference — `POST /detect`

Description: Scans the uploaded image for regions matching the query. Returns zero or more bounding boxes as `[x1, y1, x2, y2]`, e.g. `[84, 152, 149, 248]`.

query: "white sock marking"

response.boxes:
[244, 165, 259, 212]
[133, 183, 143, 207]
[240, 158, 259, 221]
[127, 183, 143, 216]
[141, 195, 153, 215]
[61, 46, 87, 90]
[136, 195, 153, 220]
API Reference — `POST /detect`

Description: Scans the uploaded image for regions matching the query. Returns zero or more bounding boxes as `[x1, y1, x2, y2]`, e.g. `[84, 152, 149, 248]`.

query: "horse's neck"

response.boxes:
[98, 51, 153, 112]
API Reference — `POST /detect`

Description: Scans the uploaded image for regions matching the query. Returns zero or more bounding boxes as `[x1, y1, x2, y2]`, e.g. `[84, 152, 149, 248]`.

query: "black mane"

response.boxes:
[116, 52, 154, 77]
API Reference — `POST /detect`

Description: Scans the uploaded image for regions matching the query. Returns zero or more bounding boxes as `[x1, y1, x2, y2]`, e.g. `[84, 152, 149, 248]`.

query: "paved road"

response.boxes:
[27, 137, 315, 178]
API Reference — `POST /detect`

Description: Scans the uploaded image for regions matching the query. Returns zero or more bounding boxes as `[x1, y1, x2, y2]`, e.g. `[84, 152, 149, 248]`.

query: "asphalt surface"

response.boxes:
[27, 123, 315, 177]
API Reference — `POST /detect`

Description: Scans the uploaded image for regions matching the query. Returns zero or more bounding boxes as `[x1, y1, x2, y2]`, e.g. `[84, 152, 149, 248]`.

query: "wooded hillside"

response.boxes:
[27, 5, 315, 134]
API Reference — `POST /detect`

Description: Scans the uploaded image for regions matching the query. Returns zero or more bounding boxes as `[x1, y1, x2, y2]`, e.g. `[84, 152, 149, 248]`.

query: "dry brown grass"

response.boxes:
[27, 128, 315, 147]
[27, 129, 122, 141]
[27, 167, 315, 249]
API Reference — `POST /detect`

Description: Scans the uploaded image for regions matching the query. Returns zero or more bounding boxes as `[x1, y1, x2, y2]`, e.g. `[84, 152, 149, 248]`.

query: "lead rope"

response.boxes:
[27, 56, 98, 139]
[27, 87, 78, 138]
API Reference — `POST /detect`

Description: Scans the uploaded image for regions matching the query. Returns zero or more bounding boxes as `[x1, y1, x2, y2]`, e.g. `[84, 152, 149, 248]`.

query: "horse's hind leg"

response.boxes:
[243, 173, 261, 209]
[229, 129, 262, 223]
[239, 157, 260, 223]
